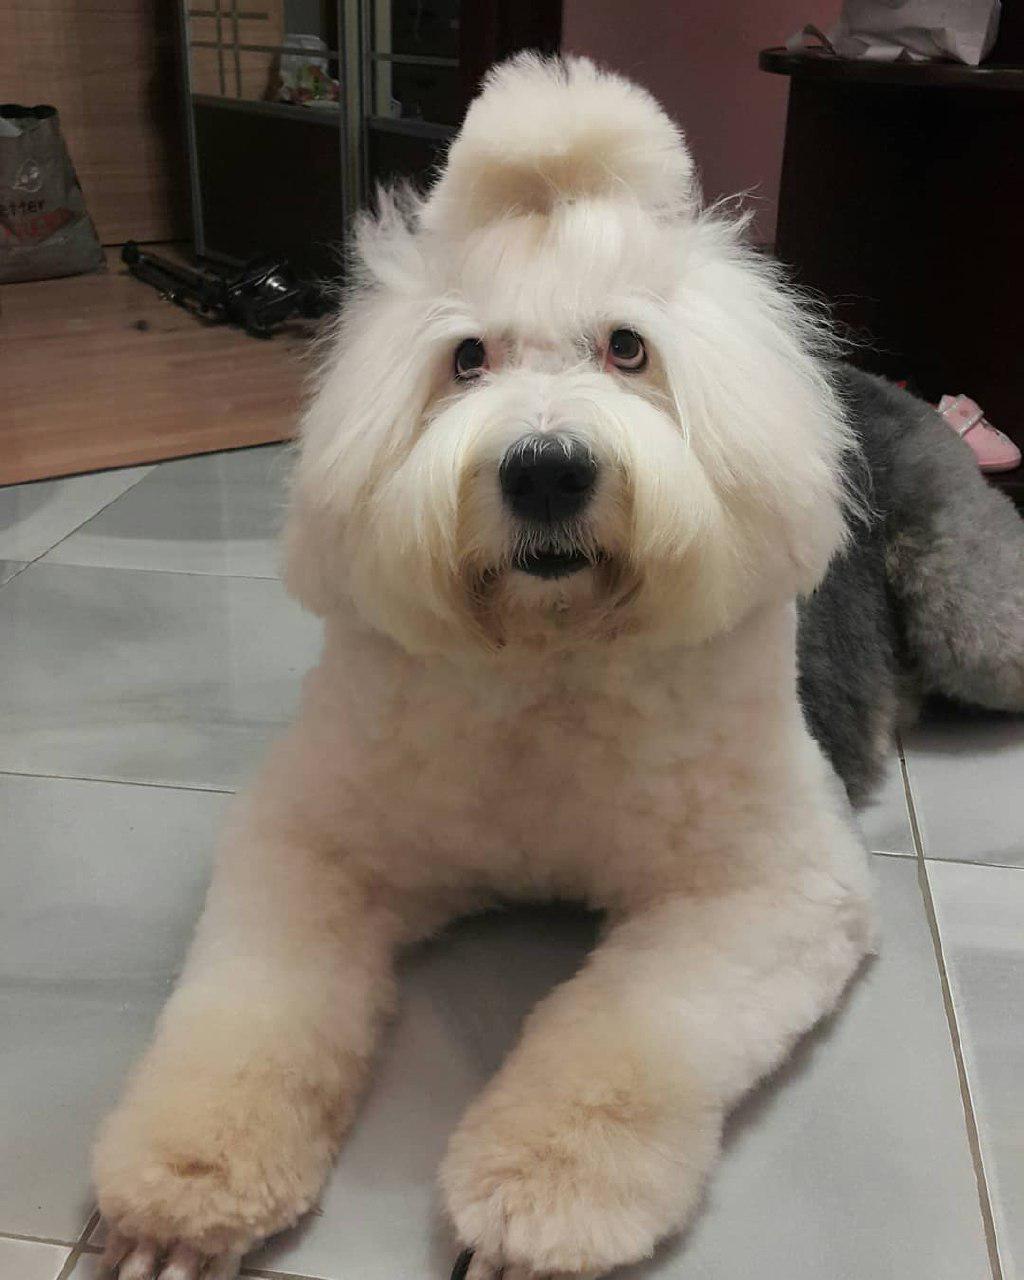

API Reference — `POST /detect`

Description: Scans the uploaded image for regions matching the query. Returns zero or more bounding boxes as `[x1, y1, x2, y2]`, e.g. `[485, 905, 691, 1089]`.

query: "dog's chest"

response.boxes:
[345, 654, 764, 903]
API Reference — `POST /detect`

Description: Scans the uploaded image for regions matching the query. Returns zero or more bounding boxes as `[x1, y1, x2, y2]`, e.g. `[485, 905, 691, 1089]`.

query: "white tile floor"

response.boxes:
[0, 445, 1020, 1280]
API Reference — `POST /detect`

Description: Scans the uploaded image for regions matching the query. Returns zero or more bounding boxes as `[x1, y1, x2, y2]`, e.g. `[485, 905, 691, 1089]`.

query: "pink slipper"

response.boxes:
[937, 394, 1021, 473]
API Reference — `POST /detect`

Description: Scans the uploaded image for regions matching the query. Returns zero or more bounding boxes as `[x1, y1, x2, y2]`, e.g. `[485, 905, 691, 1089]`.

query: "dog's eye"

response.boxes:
[607, 329, 647, 372]
[454, 338, 487, 381]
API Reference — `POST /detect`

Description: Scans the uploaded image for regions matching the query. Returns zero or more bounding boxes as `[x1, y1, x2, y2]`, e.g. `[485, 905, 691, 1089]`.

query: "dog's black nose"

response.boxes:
[499, 434, 598, 523]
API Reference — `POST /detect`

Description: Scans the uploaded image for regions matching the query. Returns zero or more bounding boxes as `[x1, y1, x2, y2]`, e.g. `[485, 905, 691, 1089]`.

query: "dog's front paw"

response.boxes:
[93, 1079, 334, 1276]
[441, 1066, 721, 1277]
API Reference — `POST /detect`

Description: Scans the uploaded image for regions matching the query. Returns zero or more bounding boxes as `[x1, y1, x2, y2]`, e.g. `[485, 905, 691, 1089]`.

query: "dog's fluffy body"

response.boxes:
[94, 56, 1024, 1280]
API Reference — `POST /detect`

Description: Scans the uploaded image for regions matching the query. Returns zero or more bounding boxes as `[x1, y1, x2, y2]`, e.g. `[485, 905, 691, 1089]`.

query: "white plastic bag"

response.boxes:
[826, 0, 1001, 65]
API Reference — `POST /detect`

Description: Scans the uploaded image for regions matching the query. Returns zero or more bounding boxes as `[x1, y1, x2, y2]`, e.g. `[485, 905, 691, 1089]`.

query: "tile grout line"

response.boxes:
[0, 767, 236, 797]
[53, 1210, 101, 1280]
[34, 561, 284, 583]
[0, 1229, 86, 1249]
[0, 561, 32, 588]
[4, 449, 296, 586]
[901, 753, 1004, 1280]
[927, 853, 1024, 872]
[871, 843, 1024, 871]
[0, 466, 156, 589]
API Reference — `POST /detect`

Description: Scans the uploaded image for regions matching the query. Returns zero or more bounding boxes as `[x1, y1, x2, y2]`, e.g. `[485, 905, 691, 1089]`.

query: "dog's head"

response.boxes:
[286, 55, 854, 655]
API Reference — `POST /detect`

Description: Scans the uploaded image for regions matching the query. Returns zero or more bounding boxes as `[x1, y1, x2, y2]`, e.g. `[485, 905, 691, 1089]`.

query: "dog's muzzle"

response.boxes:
[499, 433, 598, 579]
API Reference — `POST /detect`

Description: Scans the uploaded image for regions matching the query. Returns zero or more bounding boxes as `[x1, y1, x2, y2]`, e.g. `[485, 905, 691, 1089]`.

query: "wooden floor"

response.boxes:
[0, 249, 315, 485]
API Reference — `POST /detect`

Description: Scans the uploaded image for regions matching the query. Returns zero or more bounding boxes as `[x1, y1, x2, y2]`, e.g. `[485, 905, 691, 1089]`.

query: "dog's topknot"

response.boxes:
[421, 54, 697, 235]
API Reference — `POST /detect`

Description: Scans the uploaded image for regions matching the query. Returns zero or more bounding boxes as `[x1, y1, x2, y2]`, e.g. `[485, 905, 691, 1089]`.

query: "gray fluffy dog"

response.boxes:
[801, 367, 1024, 804]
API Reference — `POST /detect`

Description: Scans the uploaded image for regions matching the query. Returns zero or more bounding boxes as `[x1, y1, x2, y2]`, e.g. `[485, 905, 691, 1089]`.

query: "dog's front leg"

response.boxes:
[443, 861, 874, 1279]
[93, 781, 402, 1280]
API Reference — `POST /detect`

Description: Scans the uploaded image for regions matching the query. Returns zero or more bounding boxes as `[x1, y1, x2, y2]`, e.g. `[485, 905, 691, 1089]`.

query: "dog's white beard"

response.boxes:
[338, 371, 733, 654]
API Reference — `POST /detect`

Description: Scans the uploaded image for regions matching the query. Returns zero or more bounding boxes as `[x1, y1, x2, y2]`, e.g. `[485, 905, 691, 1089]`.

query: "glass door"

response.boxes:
[177, 0, 561, 269]
[180, 0, 358, 276]
[363, 0, 462, 187]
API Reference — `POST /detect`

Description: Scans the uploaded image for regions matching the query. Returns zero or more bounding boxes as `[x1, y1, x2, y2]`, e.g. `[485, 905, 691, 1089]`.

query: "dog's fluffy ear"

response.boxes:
[422, 54, 697, 235]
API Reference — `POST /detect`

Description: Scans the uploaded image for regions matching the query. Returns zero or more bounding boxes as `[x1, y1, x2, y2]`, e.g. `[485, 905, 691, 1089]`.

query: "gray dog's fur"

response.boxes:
[798, 367, 1024, 804]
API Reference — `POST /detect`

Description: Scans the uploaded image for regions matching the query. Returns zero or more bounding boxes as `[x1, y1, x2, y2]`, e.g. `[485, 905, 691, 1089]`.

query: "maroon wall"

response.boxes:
[562, 1, 837, 243]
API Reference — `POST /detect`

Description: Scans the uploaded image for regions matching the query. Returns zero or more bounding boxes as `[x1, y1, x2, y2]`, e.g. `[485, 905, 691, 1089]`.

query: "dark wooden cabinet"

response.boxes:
[762, 48, 1024, 504]
[193, 98, 346, 279]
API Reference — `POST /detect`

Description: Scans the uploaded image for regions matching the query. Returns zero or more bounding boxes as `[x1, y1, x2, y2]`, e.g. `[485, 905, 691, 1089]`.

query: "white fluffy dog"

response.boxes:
[95, 56, 878, 1280]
